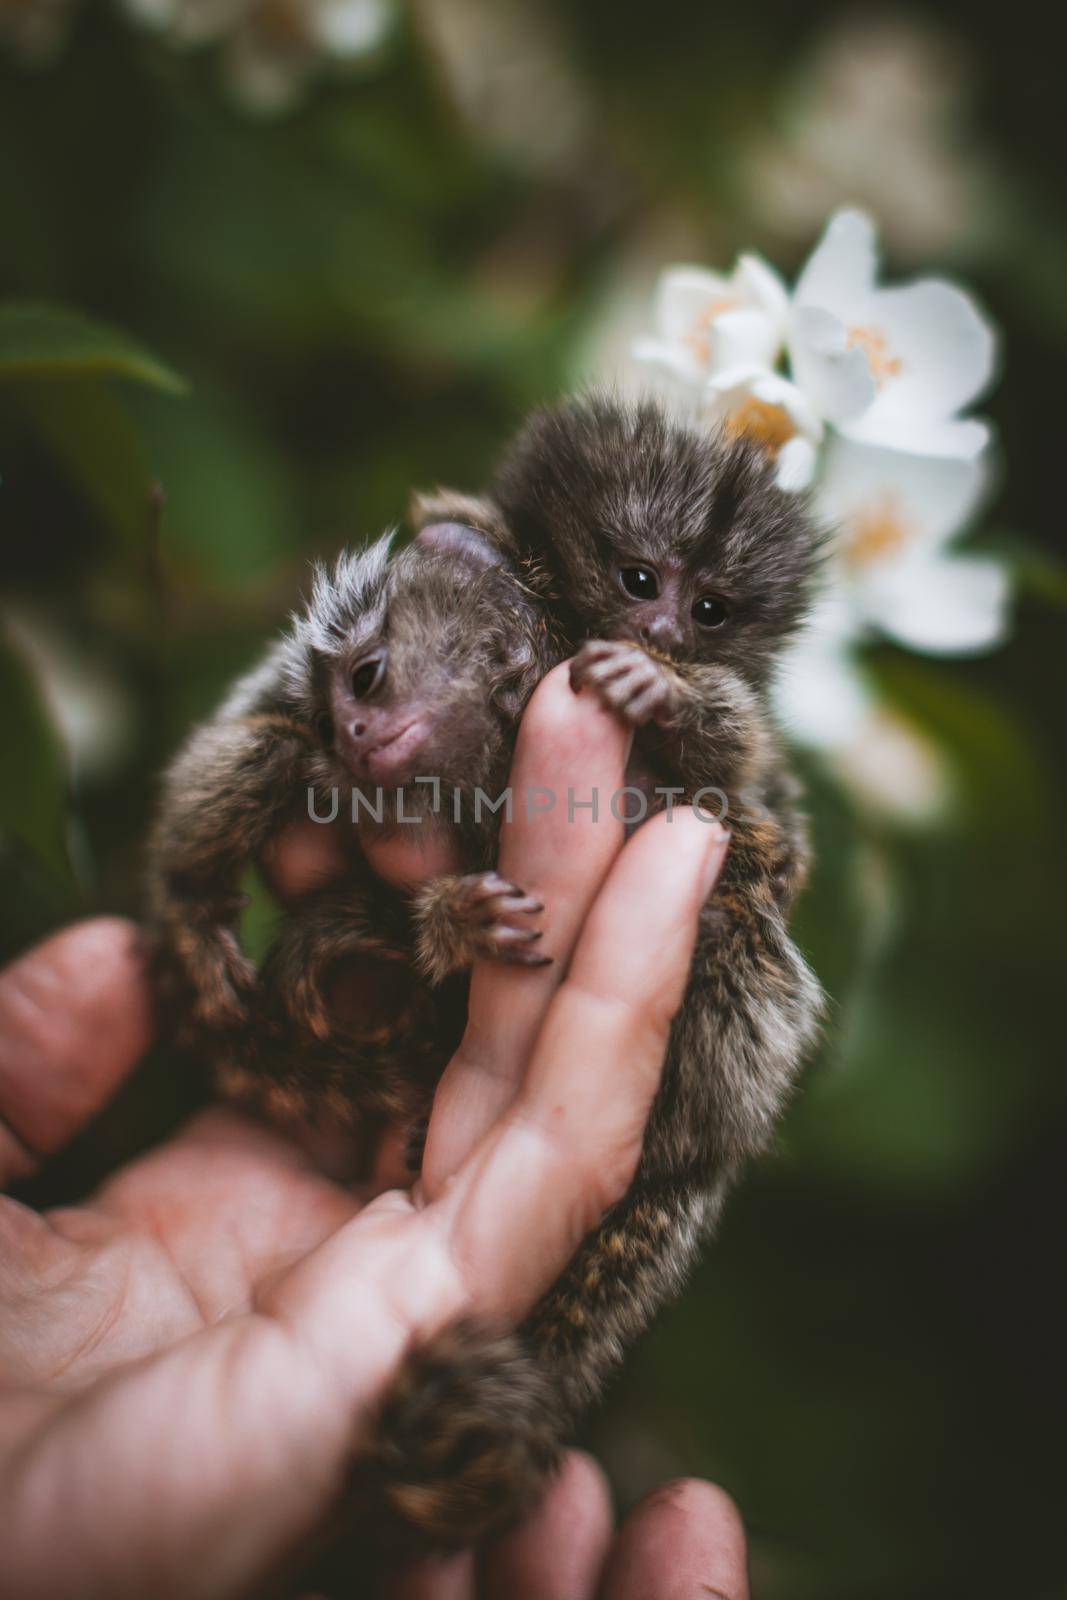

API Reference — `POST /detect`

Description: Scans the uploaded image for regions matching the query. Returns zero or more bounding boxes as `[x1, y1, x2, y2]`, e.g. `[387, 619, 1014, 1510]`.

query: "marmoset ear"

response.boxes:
[409, 489, 516, 569]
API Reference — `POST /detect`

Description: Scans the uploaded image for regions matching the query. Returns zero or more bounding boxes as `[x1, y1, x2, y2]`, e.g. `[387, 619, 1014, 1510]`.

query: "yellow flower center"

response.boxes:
[684, 297, 742, 366]
[723, 397, 796, 456]
[846, 496, 910, 566]
[847, 324, 903, 387]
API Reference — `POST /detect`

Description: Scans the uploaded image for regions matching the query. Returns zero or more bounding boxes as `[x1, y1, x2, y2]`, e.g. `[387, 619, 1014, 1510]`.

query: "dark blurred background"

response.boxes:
[2, 3, 1066, 1596]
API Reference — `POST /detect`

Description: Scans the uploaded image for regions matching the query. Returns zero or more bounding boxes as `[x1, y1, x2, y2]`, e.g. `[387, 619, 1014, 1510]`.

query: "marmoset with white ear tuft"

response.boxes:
[146, 529, 562, 1144]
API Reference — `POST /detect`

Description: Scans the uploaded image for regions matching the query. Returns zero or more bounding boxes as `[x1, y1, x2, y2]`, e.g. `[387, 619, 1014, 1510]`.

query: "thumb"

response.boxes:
[0, 920, 152, 1186]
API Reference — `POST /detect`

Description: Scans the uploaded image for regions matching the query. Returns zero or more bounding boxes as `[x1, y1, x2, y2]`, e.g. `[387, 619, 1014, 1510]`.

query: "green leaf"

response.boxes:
[0, 631, 70, 882]
[9, 378, 162, 556]
[0, 302, 187, 394]
[789, 984, 1037, 1198]
[128, 385, 301, 588]
[1017, 550, 1067, 609]
[239, 867, 285, 967]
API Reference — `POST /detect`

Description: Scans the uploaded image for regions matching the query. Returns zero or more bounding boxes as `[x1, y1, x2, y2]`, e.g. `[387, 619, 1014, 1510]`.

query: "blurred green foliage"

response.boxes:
[2, 3, 1066, 1596]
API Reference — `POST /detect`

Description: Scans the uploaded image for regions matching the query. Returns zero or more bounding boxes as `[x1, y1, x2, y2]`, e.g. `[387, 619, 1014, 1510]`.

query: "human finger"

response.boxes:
[433, 807, 728, 1318]
[260, 816, 352, 903]
[381, 1548, 476, 1600]
[0, 919, 152, 1186]
[482, 1449, 613, 1600]
[598, 1479, 750, 1600]
[421, 662, 630, 1190]
[261, 808, 462, 905]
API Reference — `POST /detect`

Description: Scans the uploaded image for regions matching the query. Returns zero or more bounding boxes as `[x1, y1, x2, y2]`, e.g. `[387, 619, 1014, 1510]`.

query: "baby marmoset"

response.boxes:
[148, 392, 823, 1553]
[359, 395, 824, 1547]
[147, 527, 559, 1142]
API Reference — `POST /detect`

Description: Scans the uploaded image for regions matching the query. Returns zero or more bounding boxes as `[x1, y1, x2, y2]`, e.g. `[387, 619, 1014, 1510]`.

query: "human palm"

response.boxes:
[0, 667, 747, 1599]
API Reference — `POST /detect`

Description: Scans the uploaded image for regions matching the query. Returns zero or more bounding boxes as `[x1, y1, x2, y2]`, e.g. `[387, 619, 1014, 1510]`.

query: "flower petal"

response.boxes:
[736, 252, 791, 328]
[863, 553, 1010, 654]
[708, 308, 782, 373]
[831, 707, 954, 825]
[636, 258, 789, 386]
[818, 435, 991, 565]
[653, 267, 734, 341]
[775, 435, 819, 491]
[842, 278, 997, 434]
[705, 368, 822, 472]
[632, 334, 706, 386]
[789, 304, 877, 423]
[843, 412, 991, 460]
[310, 0, 391, 55]
[749, 370, 823, 439]
[794, 208, 878, 316]
[773, 630, 874, 748]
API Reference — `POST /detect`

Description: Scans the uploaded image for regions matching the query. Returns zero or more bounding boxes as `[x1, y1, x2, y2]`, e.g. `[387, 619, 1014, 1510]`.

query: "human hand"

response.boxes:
[0, 664, 731, 1597]
[389, 1453, 750, 1600]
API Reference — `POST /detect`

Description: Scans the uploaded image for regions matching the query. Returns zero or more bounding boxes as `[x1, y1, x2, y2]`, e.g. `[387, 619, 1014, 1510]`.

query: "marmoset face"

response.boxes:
[299, 531, 540, 794]
[601, 554, 730, 656]
[492, 394, 822, 686]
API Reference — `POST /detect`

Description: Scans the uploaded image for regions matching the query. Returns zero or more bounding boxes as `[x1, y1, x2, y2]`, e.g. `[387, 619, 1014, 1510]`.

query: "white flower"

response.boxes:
[633, 255, 790, 388]
[222, 0, 390, 111]
[831, 704, 954, 825]
[773, 589, 872, 748]
[705, 366, 823, 491]
[789, 208, 996, 455]
[631, 207, 1009, 825]
[773, 598, 953, 824]
[121, 0, 247, 47]
[119, 0, 391, 110]
[817, 433, 1008, 655]
[306, 0, 390, 56]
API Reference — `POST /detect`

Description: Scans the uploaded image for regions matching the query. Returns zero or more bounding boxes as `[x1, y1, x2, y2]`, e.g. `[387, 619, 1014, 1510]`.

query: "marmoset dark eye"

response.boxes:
[620, 566, 659, 600]
[692, 596, 729, 629]
[351, 656, 386, 698]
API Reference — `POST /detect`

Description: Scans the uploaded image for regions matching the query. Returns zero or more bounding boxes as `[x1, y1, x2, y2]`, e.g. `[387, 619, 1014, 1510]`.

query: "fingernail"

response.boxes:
[701, 826, 730, 898]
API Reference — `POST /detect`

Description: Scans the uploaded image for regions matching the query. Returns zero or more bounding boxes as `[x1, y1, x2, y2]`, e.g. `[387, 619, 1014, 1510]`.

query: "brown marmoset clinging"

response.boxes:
[146, 525, 560, 1144]
[147, 392, 824, 1553]
[356, 395, 825, 1548]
